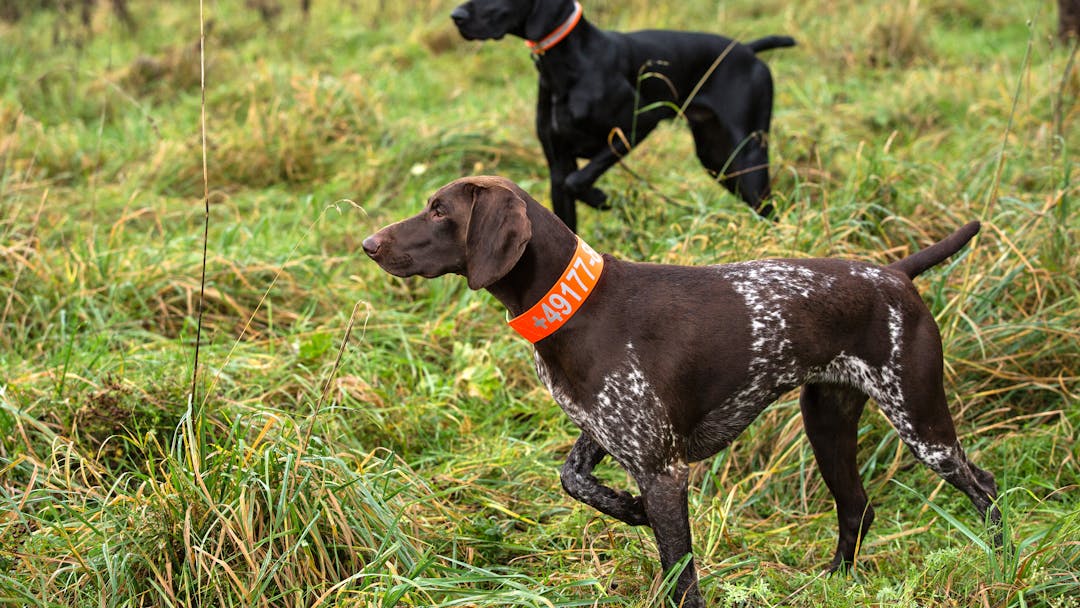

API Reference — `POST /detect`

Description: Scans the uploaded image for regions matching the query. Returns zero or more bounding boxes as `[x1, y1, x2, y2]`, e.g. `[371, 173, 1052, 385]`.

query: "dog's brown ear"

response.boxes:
[464, 182, 532, 290]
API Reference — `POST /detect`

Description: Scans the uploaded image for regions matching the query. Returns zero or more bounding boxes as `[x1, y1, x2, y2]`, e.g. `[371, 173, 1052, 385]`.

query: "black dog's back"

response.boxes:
[614, 30, 768, 105]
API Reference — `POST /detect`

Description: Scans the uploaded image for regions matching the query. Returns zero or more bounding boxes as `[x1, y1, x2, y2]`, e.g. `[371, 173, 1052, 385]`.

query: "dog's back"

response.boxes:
[615, 30, 766, 101]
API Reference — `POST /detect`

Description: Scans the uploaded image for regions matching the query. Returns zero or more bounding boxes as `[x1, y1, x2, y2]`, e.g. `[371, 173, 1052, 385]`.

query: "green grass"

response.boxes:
[1, 1, 1078, 606]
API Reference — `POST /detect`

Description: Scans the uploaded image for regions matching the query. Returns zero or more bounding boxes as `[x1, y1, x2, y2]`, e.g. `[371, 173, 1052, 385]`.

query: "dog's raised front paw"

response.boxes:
[564, 173, 610, 209]
[579, 187, 610, 209]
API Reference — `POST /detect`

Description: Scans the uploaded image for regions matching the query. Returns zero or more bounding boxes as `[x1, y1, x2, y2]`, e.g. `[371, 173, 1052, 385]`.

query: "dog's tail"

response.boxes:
[888, 221, 981, 280]
[745, 35, 797, 53]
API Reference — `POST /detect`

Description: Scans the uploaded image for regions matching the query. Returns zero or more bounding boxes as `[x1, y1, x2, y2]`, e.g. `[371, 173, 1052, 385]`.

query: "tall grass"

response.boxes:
[1, 0, 1078, 606]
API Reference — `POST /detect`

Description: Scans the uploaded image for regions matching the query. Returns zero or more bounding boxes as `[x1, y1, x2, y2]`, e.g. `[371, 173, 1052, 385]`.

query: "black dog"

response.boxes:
[450, 0, 795, 231]
[364, 176, 1001, 608]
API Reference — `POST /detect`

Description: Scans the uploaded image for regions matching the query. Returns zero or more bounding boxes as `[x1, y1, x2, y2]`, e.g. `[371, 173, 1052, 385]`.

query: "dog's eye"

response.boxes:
[430, 202, 445, 218]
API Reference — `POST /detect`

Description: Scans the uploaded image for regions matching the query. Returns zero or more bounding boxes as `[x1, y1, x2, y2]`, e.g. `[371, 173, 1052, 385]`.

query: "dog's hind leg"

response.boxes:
[686, 109, 773, 217]
[725, 131, 773, 217]
[560, 433, 650, 526]
[875, 328, 1000, 529]
[800, 382, 875, 571]
[886, 399, 999, 525]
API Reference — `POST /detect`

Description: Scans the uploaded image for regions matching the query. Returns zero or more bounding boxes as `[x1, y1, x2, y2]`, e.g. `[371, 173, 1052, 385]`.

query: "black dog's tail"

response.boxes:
[745, 35, 796, 53]
[888, 221, 981, 280]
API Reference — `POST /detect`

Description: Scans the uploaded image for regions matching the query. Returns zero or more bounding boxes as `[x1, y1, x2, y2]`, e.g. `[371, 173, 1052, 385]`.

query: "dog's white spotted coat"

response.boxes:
[849, 263, 906, 288]
[812, 304, 906, 416]
[719, 261, 959, 472]
[535, 344, 679, 476]
[721, 261, 834, 400]
[536, 258, 959, 478]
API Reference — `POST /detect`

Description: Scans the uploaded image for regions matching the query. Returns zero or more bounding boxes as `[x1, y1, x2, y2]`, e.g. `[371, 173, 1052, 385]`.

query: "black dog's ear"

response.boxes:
[464, 182, 532, 290]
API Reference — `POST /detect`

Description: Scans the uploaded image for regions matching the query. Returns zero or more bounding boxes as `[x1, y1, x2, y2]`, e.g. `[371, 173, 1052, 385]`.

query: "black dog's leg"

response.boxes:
[537, 87, 582, 231]
[800, 383, 874, 571]
[563, 148, 617, 210]
[725, 131, 773, 217]
[560, 433, 649, 526]
[564, 93, 668, 210]
[639, 463, 704, 608]
[560, 150, 609, 210]
[549, 158, 581, 231]
[687, 113, 773, 217]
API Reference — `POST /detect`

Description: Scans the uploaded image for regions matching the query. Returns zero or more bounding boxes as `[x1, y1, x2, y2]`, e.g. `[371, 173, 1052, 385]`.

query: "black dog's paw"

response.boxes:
[825, 554, 858, 576]
[755, 201, 777, 221]
[564, 171, 611, 209]
[579, 187, 611, 209]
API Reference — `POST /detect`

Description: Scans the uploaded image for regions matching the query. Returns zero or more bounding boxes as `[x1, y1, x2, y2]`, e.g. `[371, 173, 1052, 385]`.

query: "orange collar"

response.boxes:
[508, 236, 604, 343]
[525, 1, 583, 55]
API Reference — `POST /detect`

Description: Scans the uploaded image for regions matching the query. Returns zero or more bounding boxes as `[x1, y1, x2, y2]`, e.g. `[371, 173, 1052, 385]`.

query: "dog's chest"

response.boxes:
[548, 97, 611, 152]
[533, 344, 678, 473]
[540, 71, 628, 146]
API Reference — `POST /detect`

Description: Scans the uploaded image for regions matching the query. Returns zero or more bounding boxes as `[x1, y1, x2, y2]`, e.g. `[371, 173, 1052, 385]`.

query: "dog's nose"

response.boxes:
[362, 235, 381, 257]
[450, 5, 469, 24]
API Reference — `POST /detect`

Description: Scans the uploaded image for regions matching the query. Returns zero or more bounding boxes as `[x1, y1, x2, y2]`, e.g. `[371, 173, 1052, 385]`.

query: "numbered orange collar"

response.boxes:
[508, 236, 604, 343]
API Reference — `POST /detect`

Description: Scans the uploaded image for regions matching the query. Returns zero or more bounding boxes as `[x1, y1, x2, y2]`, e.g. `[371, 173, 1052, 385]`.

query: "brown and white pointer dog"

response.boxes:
[362, 176, 999, 607]
[450, 0, 795, 231]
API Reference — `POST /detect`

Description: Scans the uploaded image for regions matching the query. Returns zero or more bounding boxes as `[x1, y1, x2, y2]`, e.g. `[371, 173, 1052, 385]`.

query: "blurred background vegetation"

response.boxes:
[0, 0, 1077, 606]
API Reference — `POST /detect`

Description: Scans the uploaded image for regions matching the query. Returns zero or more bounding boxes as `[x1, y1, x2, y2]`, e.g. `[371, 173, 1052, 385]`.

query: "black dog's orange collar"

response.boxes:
[526, 1, 583, 55]
[508, 236, 604, 343]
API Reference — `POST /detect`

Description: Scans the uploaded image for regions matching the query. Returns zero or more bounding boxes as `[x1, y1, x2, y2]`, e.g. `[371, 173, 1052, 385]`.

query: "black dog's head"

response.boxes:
[363, 176, 533, 290]
[450, 0, 575, 42]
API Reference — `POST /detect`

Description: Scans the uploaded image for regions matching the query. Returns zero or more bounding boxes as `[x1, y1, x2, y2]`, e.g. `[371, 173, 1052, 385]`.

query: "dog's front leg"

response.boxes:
[639, 463, 704, 608]
[563, 147, 618, 207]
[537, 85, 590, 230]
[560, 433, 649, 526]
[564, 91, 667, 206]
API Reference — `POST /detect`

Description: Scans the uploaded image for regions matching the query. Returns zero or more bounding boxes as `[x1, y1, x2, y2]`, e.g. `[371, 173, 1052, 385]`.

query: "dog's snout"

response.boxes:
[362, 234, 381, 257]
[450, 5, 470, 24]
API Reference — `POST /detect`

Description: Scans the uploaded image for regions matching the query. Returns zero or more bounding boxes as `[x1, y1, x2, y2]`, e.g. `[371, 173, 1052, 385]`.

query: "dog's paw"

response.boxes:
[563, 171, 611, 209]
[825, 554, 855, 575]
[579, 187, 611, 209]
[755, 201, 777, 221]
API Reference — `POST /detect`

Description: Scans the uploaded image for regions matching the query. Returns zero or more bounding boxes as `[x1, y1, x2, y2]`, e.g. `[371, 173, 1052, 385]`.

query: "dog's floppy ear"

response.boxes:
[464, 182, 532, 290]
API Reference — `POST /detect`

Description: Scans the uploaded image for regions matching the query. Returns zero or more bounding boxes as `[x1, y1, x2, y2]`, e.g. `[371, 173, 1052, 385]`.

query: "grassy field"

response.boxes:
[1, 0, 1078, 606]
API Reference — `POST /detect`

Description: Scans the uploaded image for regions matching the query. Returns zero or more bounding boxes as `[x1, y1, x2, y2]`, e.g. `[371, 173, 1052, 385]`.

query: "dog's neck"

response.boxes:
[527, 7, 599, 71]
[485, 201, 579, 319]
[526, 0, 582, 55]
